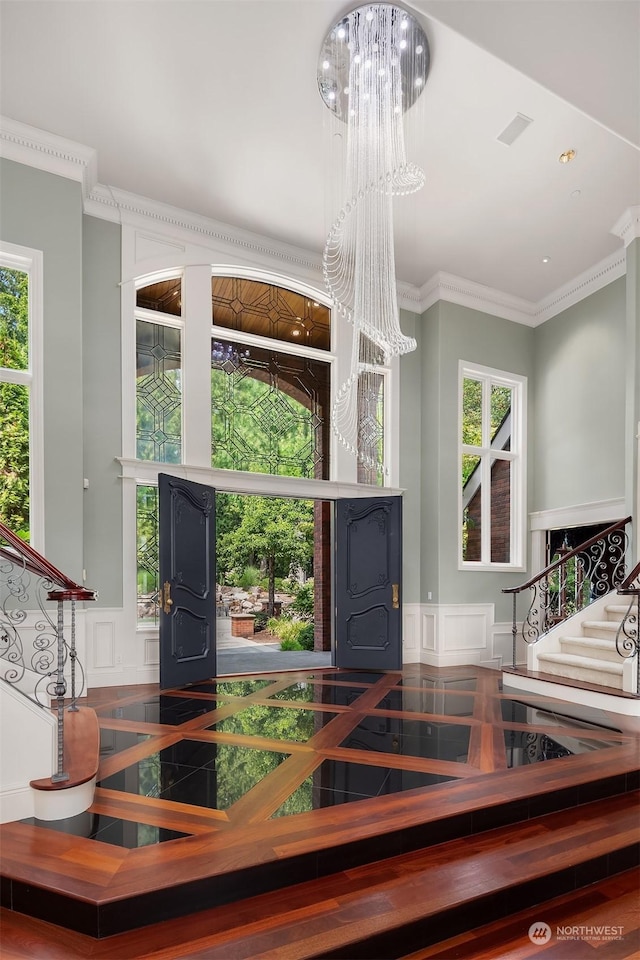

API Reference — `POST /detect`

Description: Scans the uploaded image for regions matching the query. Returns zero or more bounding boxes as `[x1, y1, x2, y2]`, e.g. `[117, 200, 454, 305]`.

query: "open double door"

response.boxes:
[158, 474, 403, 689]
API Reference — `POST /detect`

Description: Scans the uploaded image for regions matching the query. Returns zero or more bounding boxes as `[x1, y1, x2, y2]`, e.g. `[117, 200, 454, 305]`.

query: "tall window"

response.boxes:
[135, 277, 182, 463]
[211, 276, 331, 480]
[357, 369, 385, 485]
[0, 245, 42, 543]
[133, 272, 333, 625]
[459, 361, 526, 569]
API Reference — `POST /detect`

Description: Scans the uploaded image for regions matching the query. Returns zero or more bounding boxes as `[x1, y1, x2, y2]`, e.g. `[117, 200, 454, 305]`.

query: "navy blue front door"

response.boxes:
[335, 496, 402, 670]
[159, 474, 217, 689]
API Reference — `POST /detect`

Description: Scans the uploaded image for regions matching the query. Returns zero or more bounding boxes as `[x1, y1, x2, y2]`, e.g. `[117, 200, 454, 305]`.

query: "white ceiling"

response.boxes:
[1, 0, 639, 304]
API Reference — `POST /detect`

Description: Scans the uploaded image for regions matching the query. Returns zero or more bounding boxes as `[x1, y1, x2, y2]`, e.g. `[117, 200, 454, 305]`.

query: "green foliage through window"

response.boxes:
[137, 485, 159, 625]
[136, 320, 182, 463]
[0, 267, 30, 538]
[211, 340, 329, 480]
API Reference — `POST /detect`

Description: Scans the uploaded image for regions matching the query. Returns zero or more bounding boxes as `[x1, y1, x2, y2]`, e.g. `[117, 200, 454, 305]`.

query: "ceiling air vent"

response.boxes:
[496, 113, 533, 146]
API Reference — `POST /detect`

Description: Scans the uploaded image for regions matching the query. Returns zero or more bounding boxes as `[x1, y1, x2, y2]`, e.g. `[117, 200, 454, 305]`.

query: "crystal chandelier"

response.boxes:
[318, 4, 429, 472]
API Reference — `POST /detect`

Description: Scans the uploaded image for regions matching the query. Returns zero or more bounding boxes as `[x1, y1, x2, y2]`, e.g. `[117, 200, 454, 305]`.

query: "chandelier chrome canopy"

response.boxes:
[318, 4, 429, 475]
[318, 5, 430, 120]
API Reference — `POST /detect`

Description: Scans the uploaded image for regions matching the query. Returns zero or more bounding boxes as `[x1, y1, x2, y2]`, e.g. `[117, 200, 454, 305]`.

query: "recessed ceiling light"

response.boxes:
[542, 256, 551, 264]
[559, 149, 576, 164]
[292, 329, 301, 337]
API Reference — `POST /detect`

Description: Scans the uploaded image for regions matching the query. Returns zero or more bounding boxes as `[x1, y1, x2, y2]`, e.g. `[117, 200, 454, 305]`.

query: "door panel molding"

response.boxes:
[336, 495, 402, 670]
[159, 474, 217, 689]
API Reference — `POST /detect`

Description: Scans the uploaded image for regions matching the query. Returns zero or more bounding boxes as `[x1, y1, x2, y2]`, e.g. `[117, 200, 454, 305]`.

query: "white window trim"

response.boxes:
[0, 241, 44, 550]
[458, 360, 527, 572]
[119, 234, 399, 641]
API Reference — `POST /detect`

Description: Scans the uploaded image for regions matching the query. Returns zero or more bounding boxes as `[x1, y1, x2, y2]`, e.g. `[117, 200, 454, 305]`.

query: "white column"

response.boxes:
[182, 265, 213, 468]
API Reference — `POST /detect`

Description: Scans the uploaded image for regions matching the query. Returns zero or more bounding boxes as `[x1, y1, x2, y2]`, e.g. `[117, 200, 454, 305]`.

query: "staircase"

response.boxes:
[502, 517, 640, 708]
[532, 598, 634, 692]
[0, 520, 98, 822]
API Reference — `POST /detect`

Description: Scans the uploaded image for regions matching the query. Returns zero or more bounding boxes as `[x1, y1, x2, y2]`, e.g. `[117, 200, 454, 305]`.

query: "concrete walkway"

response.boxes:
[215, 615, 332, 675]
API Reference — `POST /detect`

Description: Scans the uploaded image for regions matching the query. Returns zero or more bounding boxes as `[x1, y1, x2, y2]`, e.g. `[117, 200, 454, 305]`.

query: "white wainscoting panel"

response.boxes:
[144, 633, 160, 667]
[421, 609, 436, 652]
[93, 620, 116, 669]
[409, 603, 495, 667]
[85, 607, 161, 688]
[402, 604, 421, 663]
[491, 621, 525, 668]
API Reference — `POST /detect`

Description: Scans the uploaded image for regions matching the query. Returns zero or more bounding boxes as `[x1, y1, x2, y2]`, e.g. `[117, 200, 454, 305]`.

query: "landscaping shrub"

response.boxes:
[291, 581, 314, 618]
[279, 636, 304, 651]
[238, 565, 261, 589]
[253, 611, 269, 633]
[267, 616, 315, 652]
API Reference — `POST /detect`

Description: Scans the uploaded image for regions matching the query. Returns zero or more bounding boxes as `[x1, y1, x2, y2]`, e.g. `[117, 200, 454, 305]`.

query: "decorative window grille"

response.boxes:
[135, 319, 182, 463]
[211, 276, 331, 481]
[211, 337, 329, 480]
[136, 484, 159, 627]
[212, 276, 330, 351]
[357, 369, 385, 486]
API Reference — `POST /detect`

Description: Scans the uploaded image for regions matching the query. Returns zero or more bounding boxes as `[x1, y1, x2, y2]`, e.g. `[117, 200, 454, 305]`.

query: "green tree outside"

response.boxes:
[216, 494, 314, 615]
[461, 378, 511, 484]
[0, 267, 30, 538]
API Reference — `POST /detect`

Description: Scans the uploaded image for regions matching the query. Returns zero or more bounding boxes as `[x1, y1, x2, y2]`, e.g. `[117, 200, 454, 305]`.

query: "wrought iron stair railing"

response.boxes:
[503, 516, 632, 669]
[614, 559, 640, 693]
[0, 520, 96, 783]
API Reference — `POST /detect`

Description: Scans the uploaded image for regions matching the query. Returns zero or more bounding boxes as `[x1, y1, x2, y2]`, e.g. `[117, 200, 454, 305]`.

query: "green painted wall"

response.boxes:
[624, 241, 640, 532]
[416, 301, 535, 621]
[399, 309, 422, 602]
[533, 278, 626, 513]
[82, 216, 123, 606]
[419, 302, 441, 604]
[0, 159, 84, 581]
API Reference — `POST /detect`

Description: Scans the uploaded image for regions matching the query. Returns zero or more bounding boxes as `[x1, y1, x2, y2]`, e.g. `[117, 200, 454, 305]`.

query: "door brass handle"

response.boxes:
[392, 583, 399, 609]
[162, 580, 174, 615]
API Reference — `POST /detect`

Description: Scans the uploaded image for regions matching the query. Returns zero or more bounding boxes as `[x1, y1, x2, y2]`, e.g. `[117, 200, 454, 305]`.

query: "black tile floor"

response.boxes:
[21, 667, 630, 852]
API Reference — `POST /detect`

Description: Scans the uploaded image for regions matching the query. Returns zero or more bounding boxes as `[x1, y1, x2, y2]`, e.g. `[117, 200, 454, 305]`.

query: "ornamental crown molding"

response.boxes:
[0, 116, 97, 197]
[534, 249, 626, 324]
[419, 272, 537, 326]
[611, 206, 640, 247]
[86, 183, 323, 278]
[417, 247, 626, 327]
[0, 115, 631, 328]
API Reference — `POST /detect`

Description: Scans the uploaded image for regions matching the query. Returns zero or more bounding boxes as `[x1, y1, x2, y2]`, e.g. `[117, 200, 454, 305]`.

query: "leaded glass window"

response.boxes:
[357, 370, 385, 485]
[136, 484, 159, 626]
[212, 276, 330, 351]
[136, 320, 182, 463]
[211, 337, 329, 479]
[136, 278, 182, 316]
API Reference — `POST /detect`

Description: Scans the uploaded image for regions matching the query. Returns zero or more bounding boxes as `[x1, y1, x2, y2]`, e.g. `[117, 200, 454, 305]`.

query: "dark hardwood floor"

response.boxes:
[1, 665, 639, 957]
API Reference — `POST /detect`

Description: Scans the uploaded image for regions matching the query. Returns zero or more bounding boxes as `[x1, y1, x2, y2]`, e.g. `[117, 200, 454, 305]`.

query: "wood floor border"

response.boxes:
[2, 667, 639, 939]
